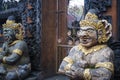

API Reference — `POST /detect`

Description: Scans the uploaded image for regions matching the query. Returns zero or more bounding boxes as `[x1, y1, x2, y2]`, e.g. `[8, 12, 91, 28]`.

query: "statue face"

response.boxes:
[3, 28, 16, 42]
[78, 26, 98, 48]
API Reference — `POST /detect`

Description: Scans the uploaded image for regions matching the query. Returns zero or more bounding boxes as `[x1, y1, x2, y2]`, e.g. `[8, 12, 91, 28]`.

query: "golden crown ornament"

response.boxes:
[2, 20, 24, 40]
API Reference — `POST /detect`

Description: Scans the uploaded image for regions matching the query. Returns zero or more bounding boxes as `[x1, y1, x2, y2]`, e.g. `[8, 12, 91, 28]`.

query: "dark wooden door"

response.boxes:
[41, 0, 68, 77]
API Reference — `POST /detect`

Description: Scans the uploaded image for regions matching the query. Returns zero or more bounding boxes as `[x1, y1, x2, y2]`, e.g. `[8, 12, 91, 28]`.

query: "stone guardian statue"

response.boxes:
[58, 9, 114, 80]
[0, 16, 31, 80]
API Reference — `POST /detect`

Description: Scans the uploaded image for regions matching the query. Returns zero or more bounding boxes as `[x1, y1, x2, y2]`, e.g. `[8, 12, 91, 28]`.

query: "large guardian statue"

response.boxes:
[58, 9, 114, 80]
[0, 16, 31, 80]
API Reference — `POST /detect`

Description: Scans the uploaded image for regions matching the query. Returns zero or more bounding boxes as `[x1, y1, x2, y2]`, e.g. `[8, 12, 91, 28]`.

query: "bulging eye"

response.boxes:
[87, 30, 93, 33]
[87, 29, 95, 33]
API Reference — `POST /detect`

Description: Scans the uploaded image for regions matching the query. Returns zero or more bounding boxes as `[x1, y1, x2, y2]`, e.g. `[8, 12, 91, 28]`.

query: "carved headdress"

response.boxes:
[2, 16, 24, 40]
[79, 9, 112, 43]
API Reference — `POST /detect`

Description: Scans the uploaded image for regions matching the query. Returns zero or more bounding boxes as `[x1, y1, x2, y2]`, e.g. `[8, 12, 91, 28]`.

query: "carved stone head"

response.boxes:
[2, 16, 24, 43]
[78, 9, 112, 48]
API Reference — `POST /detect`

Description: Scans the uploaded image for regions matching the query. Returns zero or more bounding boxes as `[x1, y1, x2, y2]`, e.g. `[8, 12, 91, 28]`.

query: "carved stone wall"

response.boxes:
[84, 0, 112, 23]
[19, 0, 42, 79]
[19, 0, 41, 71]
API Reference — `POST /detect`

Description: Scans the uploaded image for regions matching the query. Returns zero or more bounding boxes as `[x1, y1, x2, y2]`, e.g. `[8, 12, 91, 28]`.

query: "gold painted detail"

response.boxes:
[13, 49, 23, 56]
[78, 44, 107, 55]
[63, 57, 74, 71]
[85, 12, 98, 20]
[80, 12, 102, 30]
[9, 40, 21, 46]
[95, 62, 114, 73]
[3, 20, 19, 30]
[64, 64, 72, 71]
[3, 57, 6, 63]
[0, 48, 3, 52]
[63, 57, 73, 64]
[84, 68, 91, 80]
[3, 20, 24, 40]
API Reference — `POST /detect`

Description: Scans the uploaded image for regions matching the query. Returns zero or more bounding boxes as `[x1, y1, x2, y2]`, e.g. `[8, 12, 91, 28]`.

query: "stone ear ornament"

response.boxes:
[15, 23, 24, 40]
[98, 20, 112, 43]
[102, 20, 112, 38]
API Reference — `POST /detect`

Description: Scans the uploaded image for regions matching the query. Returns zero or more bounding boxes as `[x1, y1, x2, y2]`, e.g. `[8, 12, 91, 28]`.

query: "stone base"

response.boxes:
[25, 71, 44, 80]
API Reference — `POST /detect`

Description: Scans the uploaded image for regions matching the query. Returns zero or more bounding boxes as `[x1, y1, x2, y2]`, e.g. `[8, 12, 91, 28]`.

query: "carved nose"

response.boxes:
[80, 31, 88, 36]
[80, 35, 89, 39]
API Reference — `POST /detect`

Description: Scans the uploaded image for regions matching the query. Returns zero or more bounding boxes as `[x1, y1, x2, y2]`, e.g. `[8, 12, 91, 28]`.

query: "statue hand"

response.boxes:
[73, 60, 88, 68]
[65, 66, 84, 78]
[78, 60, 88, 68]
[0, 66, 6, 75]
[6, 72, 18, 80]
[71, 65, 84, 76]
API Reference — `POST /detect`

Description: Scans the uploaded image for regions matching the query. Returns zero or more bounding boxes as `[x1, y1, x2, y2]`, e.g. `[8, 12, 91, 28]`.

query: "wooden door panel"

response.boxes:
[41, 0, 57, 77]
[41, 0, 68, 77]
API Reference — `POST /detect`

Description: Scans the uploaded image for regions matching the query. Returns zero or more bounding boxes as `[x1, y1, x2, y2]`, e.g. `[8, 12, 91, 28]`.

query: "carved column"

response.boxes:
[19, 0, 43, 79]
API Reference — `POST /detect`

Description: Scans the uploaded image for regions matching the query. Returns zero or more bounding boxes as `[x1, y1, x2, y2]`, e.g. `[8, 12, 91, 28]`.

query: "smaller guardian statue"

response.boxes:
[0, 16, 31, 80]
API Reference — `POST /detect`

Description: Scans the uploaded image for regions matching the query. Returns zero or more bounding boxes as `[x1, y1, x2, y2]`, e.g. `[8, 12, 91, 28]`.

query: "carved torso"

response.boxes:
[59, 44, 114, 80]
[2, 40, 30, 71]
[85, 47, 113, 66]
[67, 44, 113, 63]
